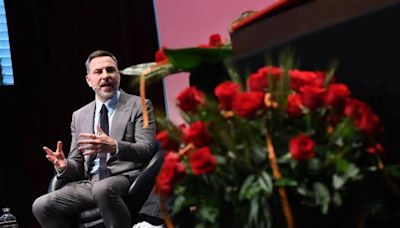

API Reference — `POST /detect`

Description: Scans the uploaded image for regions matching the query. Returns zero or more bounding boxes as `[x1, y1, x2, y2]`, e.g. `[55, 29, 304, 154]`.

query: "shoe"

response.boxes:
[132, 221, 163, 228]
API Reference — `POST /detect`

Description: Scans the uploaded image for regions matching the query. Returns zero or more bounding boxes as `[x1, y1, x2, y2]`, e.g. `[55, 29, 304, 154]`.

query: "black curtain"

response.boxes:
[1, 0, 162, 227]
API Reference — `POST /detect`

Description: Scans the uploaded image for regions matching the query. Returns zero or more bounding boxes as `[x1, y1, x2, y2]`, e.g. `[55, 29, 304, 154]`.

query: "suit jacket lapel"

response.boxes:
[82, 101, 96, 171]
[110, 91, 132, 140]
[82, 101, 96, 134]
[108, 91, 134, 163]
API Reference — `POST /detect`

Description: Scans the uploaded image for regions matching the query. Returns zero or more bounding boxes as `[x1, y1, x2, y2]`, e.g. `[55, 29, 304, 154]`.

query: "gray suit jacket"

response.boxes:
[59, 90, 157, 182]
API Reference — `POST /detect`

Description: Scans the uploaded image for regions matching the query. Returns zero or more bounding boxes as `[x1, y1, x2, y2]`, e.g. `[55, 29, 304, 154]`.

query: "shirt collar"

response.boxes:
[95, 90, 120, 116]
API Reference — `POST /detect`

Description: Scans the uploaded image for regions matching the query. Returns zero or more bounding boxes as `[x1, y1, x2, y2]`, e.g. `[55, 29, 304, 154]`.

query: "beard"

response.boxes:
[93, 82, 119, 101]
[96, 89, 116, 101]
[91, 78, 120, 102]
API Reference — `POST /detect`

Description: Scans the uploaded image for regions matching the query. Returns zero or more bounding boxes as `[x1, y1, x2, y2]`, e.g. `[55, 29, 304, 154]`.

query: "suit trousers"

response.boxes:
[32, 175, 131, 228]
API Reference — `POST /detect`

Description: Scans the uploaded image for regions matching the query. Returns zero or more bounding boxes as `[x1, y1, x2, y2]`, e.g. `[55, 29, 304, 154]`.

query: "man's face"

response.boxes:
[86, 56, 120, 102]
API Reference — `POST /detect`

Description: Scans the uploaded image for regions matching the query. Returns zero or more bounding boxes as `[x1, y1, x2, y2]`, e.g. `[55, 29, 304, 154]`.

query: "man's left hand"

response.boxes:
[78, 126, 117, 155]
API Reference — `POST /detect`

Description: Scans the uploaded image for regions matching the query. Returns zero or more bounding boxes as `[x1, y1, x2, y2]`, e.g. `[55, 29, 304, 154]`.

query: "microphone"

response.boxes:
[92, 85, 101, 90]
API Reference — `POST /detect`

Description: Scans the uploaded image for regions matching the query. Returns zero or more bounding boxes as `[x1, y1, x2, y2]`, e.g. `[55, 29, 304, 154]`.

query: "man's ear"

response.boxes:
[85, 75, 91, 87]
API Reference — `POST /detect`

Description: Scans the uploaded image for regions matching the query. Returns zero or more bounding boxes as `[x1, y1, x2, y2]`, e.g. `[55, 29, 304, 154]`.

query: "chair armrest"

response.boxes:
[49, 142, 164, 197]
[47, 174, 70, 192]
[128, 147, 165, 196]
[127, 142, 165, 214]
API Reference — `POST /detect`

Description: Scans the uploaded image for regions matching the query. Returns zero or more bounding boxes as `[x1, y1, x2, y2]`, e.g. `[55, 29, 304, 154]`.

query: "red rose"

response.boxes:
[343, 98, 365, 119]
[156, 130, 180, 151]
[287, 93, 303, 117]
[214, 81, 240, 110]
[314, 71, 328, 87]
[248, 71, 268, 92]
[232, 91, 265, 118]
[344, 98, 383, 135]
[354, 108, 382, 136]
[367, 143, 384, 155]
[155, 46, 167, 63]
[289, 134, 316, 161]
[289, 70, 325, 92]
[258, 66, 282, 78]
[247, 66, 282, 92]
[209, 34, 224, 47]
[325, 83, 351, 109]
[189, 147, 217, 175]
[300, 85, 325, 110]
[156, 152, 186, 196]
[176, 87, 205, 112]
[183, 121, 212, 148]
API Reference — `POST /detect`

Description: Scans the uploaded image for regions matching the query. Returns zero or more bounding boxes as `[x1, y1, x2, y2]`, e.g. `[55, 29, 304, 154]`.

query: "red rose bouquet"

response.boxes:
[122, 35, 398, 227]
[152, 52, 395, 227]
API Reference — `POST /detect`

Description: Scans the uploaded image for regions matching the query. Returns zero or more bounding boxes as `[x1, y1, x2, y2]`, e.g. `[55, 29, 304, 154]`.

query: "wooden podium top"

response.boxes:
[230, 0, 400, 55]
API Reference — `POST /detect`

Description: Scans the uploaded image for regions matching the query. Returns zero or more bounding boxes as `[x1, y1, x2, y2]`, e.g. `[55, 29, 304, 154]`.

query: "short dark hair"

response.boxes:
[85, 50, 118, 73]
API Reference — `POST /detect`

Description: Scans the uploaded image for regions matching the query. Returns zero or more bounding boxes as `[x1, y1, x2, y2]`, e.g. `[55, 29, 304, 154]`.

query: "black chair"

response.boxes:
[48, 146, 165, 228]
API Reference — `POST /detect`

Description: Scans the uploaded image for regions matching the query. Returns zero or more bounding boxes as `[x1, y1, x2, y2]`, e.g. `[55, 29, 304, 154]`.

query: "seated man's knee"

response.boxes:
[91, 181, 119, 202]
[32, 195, 49, 218]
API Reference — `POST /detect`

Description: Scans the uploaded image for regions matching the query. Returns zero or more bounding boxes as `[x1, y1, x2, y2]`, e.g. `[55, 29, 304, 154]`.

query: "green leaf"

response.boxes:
[323, 59, 339, 87]
[332, 191, 342, 206]
[276, 49, 295, 112]
[274, 177, 297, 187]
[119, 62, 156, 75]
[307, 158, 322, 174]
[335, 158, 349, 174]
[297, 184, 310, 196]
[165, 46, 232, 70]
[313, 182, 331, 214]
[239, 174, 256, 199]
[249, 196, 260, 226]
[199, 206, 219, 223]
[336, 159, 360, 177]
[329, 118, 356, 145]
[121, 62, 177, 86]
[258, 171, 273, 195]
[215, 154, 227, 165]
[386, 164, 400, 177]
[332, 174, 346, 190]
[194, 224, 207, 228]
[172, 195, 187, 214]
[224, 63, 244, 89]
[344, 162, 360, 179]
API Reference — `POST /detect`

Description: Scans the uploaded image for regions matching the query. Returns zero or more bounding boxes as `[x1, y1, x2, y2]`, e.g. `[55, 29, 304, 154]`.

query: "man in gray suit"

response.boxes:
[32, 50, 158, 228]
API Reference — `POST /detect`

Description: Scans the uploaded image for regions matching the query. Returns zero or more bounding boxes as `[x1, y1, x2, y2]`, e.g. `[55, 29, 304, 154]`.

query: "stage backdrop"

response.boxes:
[153, 0, 276, 125]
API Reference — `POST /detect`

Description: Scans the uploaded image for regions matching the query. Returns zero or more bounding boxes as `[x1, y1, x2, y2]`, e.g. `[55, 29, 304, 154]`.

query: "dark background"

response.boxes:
[0, 0, 163, 227]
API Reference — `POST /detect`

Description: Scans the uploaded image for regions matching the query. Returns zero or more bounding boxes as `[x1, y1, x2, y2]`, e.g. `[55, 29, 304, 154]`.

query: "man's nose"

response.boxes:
[101, 69, 111, 79]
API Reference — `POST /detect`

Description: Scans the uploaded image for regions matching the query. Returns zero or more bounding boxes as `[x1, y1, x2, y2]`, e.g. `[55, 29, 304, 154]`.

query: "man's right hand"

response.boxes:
[43, 141, 67, 171]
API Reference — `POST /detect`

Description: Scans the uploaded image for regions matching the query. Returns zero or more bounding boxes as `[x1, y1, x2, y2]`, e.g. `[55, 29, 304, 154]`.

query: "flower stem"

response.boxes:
[178, 143, 195, 157]
[376, 154, 384, 170]
[265, 130, 295, 228]
[159, 194, 175, 228]
[140, 68, 152, 129]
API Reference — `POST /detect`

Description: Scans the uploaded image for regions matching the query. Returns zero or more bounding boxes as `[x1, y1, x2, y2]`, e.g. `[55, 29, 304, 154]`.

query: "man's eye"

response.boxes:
[106, 67, 117, 73]
[94, 70, 102, 75]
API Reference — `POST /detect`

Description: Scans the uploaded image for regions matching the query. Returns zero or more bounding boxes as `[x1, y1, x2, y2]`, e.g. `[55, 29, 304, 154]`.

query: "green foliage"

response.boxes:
[120, 45, 232, 87]
[165, 46, 232, 70]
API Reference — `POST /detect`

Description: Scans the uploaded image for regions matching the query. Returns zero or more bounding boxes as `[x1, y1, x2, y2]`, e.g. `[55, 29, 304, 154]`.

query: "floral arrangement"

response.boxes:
[122, 34, 398, 227]
[120, 34, 231, 86]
